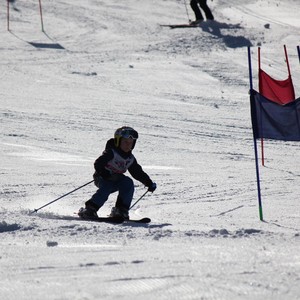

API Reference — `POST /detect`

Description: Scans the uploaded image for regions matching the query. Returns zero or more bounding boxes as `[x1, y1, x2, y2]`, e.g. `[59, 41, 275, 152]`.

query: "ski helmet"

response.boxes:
[114, 126, 139, 149]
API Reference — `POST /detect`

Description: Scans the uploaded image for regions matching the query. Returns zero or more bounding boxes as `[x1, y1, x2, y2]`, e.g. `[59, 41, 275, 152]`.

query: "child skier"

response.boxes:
[78, 126, 157, 220]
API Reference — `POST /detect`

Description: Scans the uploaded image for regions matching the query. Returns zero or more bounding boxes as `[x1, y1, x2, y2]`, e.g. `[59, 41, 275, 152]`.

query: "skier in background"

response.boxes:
[190, 0, 214, 25]
[78, 126, 157, 220]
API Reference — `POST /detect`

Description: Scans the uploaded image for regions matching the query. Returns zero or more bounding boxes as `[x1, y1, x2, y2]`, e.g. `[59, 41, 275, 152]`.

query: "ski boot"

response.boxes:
[109, 207, 129, 221]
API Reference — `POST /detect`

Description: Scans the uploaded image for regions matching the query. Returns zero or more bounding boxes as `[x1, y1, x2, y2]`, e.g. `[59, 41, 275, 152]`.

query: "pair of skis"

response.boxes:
[79, 215, 151, 224]
[160, 22, 202, 29]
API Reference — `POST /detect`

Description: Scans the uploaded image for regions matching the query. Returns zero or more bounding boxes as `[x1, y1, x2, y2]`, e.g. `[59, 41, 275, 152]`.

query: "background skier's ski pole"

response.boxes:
[183, 0, 191, 23]
[129, 190, 149, 210]
[30, 180, 94, 214]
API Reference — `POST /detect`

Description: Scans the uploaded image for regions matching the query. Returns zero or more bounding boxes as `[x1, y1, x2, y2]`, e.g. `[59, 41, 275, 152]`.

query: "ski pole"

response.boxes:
[129, 190, 149, 210]
[30, 179, 94, 214]
[183, 0, 191, 23]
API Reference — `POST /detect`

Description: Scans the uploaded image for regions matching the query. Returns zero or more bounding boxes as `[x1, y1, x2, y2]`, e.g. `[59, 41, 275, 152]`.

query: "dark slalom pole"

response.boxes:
[248, 46, 264, 221]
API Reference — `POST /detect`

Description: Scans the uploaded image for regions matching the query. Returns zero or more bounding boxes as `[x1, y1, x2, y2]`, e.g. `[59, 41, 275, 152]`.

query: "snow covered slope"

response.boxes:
[1, 0, 300, 299]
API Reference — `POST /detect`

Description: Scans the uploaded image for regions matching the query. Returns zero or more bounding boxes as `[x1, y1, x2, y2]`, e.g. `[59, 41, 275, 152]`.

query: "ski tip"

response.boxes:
[141, 217, 151, 223]
[127, 217, 151, 223]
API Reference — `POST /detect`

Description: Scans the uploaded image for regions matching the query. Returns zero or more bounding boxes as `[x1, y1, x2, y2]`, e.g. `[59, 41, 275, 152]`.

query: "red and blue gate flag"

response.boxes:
[250, 90, 300, 141]
[259, 69, 295, 104]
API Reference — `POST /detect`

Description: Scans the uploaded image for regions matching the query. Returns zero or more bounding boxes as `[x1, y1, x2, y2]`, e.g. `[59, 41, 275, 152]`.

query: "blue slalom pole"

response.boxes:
[248, 46, 264, 221]
[297, 46, 300, 63]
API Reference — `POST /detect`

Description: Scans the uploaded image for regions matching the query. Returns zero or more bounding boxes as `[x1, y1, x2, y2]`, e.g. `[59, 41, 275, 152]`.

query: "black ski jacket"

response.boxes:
[93, 138, 153, 187]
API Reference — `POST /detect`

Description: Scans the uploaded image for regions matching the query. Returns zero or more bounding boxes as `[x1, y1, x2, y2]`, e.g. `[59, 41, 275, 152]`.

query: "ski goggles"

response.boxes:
[121, 129, 138, 139]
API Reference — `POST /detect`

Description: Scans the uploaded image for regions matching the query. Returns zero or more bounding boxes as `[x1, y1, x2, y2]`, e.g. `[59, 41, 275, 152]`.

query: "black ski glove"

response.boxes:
[147, 182, 157, 192]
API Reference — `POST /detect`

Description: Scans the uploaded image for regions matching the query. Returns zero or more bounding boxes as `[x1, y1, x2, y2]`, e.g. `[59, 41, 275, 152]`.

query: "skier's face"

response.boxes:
[120, 138, 134, 152]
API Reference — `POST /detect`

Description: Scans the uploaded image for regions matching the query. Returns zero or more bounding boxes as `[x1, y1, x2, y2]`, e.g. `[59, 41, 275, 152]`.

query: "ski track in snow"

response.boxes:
[1, 0, 300, 299]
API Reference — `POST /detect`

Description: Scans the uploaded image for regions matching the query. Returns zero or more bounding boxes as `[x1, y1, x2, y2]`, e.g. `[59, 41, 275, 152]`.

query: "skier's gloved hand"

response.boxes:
[147, 182, 157, 192]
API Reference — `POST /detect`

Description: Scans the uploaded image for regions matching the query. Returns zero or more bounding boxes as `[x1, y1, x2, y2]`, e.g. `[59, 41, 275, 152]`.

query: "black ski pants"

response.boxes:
[190, 0, 214, 21]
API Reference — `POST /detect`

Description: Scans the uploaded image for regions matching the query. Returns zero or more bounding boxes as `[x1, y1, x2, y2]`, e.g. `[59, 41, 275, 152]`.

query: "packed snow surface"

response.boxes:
[1, 0, 300, 299]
